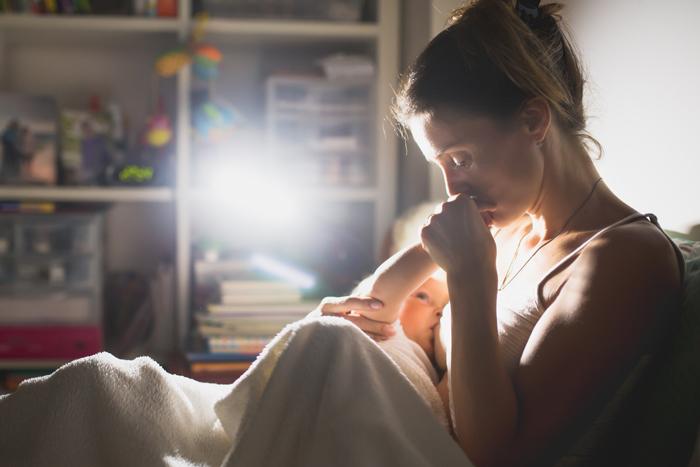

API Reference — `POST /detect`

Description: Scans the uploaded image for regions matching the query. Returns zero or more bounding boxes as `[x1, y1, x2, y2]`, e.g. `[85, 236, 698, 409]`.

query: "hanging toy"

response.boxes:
[155, 47, 191, 78]
[153, 13, 220, 79]
[145, 98, 173, 148]
[193, 99, 239, 143]
[192, 44, 223, 80]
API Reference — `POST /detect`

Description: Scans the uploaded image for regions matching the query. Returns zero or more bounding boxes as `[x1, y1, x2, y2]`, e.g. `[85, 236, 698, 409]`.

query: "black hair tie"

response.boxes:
[516, 0, 541, 28]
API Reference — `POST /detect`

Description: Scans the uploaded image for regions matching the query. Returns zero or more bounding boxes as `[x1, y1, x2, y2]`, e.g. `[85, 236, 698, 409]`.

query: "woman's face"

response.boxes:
[399, 277, 450, 356]
[409, 110, 544, 228]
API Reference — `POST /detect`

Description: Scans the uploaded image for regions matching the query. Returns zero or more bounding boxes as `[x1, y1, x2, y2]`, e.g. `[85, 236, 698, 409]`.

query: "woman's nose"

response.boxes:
[442, 170, 471, 196]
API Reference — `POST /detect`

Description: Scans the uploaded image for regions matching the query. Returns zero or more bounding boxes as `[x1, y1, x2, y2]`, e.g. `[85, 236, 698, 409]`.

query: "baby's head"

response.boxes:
[399, 275, 449, 359]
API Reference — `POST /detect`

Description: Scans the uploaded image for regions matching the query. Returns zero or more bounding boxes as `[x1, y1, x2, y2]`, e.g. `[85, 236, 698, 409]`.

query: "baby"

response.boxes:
[352, 262, 451, 429]
[350, 203, 452, 428]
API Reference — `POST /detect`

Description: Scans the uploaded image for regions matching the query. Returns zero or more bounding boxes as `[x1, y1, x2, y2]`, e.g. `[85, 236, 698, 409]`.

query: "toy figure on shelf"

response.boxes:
[116, 97, 173, 186]
[145, 109, 173, 148]
[59, 95, 125, 185]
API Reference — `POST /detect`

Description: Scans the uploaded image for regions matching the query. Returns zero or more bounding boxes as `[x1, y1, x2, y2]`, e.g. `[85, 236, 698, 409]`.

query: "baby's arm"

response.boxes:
[355, 243, 438, 324]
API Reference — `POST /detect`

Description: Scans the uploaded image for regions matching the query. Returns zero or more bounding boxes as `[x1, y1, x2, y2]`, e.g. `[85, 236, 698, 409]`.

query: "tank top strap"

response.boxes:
[535, 213, 685, 313]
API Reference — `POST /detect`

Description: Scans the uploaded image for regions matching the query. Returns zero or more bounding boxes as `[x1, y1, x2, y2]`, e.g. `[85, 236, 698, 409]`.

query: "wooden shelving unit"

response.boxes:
[0, 0, 400, 350]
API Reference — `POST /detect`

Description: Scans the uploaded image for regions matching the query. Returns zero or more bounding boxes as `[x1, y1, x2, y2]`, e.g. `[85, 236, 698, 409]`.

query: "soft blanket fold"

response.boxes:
[0, 317, 471, 467]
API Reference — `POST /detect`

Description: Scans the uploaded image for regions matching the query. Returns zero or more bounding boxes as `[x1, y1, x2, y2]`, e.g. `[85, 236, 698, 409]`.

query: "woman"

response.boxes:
[318, 0, 685, 465]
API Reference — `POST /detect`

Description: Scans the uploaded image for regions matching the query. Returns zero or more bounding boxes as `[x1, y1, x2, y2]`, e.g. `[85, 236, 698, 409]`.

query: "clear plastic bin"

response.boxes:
[268, 77, 373, 115]
[14, 256, 95, 289]
[18, 219, 98, 255]
[272, 117, 370, 152]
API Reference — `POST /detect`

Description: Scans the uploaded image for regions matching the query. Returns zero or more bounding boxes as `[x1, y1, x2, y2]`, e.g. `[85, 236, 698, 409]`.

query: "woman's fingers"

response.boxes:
[319, 296, 384, 314]
[314, 296, 393, 341]
[341, 314, 395, 340]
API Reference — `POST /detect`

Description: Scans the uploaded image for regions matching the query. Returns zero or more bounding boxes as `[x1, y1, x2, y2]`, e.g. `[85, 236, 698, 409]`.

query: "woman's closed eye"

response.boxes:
[449, 152, 473, 169]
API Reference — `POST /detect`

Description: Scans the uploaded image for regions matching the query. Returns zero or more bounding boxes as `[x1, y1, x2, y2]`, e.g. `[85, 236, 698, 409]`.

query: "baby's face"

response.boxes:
[399, 277, 449, 357]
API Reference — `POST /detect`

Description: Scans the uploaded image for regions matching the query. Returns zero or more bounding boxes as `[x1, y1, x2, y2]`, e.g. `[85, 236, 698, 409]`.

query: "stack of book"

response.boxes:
[188, 257, 318, 383]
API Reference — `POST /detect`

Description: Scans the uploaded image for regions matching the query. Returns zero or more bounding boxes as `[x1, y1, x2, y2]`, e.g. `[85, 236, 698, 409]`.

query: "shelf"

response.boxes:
[0, 13, 181, 33]
[0, 187, 175, 203]
[189, 186, 377, 203]
[0, 359, 69, 370]
[205, 18, 378, 42]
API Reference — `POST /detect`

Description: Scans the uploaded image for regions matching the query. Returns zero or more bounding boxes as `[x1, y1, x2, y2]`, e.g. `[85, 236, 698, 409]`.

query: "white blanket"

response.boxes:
[0, 317, 472, 467]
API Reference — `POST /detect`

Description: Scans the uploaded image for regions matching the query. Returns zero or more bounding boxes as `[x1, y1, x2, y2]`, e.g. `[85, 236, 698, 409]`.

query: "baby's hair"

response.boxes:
[384, 202, 440, 259]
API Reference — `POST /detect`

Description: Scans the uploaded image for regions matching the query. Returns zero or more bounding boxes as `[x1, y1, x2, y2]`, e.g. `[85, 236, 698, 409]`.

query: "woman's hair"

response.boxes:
[392, 0, 601, 157]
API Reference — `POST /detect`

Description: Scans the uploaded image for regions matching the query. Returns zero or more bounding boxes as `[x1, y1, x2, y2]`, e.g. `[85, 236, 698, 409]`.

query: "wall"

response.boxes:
[562, 0, 700, 234]
[399, 0, 464, 211]
[412, 1, 700, 235]
[396, 0, 432, 214]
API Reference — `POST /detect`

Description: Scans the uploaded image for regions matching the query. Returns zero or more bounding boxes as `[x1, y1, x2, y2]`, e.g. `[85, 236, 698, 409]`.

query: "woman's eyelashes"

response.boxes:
[449, 152, 473, 169]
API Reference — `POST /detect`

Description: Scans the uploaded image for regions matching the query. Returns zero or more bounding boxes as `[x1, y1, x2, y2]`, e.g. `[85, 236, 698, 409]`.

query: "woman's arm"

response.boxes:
[355, 242, 438, 323]
[446, 224, 681, 467]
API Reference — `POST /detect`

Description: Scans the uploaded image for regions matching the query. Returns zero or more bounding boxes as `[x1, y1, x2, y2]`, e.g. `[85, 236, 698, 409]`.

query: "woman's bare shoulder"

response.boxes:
[584, 219, 681, 287]
[548, 217, 683, 331]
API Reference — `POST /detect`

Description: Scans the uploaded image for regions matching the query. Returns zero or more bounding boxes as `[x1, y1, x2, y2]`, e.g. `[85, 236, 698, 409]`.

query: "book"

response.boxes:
[185, 351, 258, 363]
[207, 300, 318, 314]
[190, 361, 252, 373]
[220, 291, 302, 305]
[220, 280, 301, 293]
[206, 335, 269, 354]
[197, 321, 291, 338]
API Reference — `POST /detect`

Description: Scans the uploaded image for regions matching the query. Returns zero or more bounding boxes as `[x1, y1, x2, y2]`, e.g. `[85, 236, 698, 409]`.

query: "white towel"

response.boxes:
[0, 352, 232, 466]
[0, 317, 472, 467]
[378, 321, 449, 429]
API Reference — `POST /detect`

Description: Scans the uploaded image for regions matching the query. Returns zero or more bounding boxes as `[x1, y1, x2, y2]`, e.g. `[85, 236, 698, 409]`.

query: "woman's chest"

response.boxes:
[494, 226, 595, 310]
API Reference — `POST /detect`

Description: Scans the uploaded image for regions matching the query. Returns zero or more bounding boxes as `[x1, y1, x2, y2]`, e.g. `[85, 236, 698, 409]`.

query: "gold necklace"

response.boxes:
[497, 177, 603, 292]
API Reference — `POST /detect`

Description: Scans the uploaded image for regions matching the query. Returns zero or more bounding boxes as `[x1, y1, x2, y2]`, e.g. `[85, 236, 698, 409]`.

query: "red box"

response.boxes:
[0, 326, 102, 360]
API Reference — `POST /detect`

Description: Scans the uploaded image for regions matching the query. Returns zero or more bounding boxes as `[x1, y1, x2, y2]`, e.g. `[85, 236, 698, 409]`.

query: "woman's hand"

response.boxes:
[421, 194, 497, 276]
[311, 296, 396, 341]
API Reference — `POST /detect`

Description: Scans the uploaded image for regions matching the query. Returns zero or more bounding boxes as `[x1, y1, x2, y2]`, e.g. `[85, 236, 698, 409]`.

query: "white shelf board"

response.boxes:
[205, 18, 378, 41]
[0, 359, 69, 370]
[189, 186, 377, 203]
[0, 13, 181, 33]
[0, 186, 175, 203]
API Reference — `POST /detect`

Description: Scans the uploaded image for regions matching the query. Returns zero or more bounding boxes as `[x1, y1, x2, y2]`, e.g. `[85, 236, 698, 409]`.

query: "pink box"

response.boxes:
[0, 326, 102, 360]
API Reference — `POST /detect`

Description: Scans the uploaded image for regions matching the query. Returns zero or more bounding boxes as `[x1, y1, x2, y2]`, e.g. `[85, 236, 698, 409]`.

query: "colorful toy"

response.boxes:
[145, 112, 172, 147]
[193, 99, 239, 142]
[192, 44, 223, 80]
[151, 12, 242, 147]
[155, 48, 191, 78]
[153, 13, 221, 79]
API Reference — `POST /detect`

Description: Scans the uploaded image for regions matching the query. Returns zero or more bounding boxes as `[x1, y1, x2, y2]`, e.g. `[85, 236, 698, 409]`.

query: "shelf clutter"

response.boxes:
[0, 0, 398, 386]
[0, 0, 177, 17]
[0, 208, 104, 390]
[0, 91, 175, 191]
[187, 254, 317, 383]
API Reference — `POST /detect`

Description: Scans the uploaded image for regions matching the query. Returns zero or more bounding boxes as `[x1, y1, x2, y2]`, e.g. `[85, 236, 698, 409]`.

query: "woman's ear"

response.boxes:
[519, 97, 550, 145]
